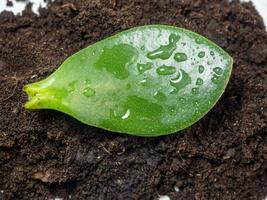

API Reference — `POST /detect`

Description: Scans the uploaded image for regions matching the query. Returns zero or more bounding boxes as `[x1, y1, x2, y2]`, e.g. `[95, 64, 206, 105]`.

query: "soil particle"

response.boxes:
[0, 0, 267, 200]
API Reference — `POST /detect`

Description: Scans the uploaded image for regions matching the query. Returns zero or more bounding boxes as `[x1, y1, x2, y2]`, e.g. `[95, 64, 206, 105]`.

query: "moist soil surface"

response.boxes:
[0, 0, 267, 199]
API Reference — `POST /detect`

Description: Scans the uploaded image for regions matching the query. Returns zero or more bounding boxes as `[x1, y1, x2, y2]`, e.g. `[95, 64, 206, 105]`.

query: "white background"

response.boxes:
[0, 0, 266, 29]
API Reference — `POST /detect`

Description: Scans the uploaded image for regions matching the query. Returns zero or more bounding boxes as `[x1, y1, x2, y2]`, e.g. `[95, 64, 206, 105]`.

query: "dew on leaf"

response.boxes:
[174, 52, 188, 62]
[156, 65, 176, 75]
[137, 62, 153, 74]
[213, 67, 223, 75]
[147, 34, 180, 60]
[198, 65, 205, 74]
[196, 78, 204, 85]
[198, 51, 205, 58]
[192, 87, 199, 95]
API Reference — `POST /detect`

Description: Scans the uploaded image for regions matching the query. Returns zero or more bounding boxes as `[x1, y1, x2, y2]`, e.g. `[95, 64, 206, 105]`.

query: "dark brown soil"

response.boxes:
[0, 0, 266, 199]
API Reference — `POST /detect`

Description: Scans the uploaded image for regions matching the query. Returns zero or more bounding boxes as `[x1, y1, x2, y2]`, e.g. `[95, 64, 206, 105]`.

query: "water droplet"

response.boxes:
[179, 97, 185, 103]
[195, 101, 200, 107]
[192, 87, 199, 95]
[211, 75, 220, 84]
[198, 65, 205, 74]
[207, 61, 212, 65]
[153, 91, 167, 102]
[195, 38, 203, 44]
[126, 83, 131, 89]
[96, 44, 138, 80]
[213, 67, 223, 75]
[174, 52, 187, 62]
[137, 62, 153, 74]
[84, 79, 91, 85]
[68, 81, 77, 92]
[141, 46, 145, 50]
[169, 106, 177, 116]
[92, 51, 96, 56]
[196, 78, 203, 85]
[147, 34, 180, 60]
[181, 42, 186, 46]
[210, 51, 215, 56]
[140, 78, 148, 86]
[121, 109, 130, 120]
[170, 69, 191, 93]
[198, 51, 205, 58]
[156, 65, 176, 75]
[83, 87, 95, 97]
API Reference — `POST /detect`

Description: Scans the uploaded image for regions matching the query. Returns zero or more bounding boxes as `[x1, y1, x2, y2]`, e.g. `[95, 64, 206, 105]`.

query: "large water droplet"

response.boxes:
[83, 87, 96, 97]
[156, 65, 176, 75]
[198, 51, 205, 58]
[153, 91, 167, 102]
[137, 62, 153, 74]
[213, 67, 223, 75]
[174, 52, 187, 62]
[95, 44, 138, 80]
[170, 69, 191, 93]
[147, 34, 180, 60]
[198, 65, 205, 74]
[196, 78, 204, 85]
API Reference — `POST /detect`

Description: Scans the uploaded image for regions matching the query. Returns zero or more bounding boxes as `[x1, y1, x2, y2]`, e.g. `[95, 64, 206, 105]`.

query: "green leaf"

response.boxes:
[24, 25, 233, 136]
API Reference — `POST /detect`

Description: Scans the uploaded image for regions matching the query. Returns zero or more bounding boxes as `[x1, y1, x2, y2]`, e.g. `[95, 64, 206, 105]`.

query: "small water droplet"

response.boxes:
[140, 78, 148, 86]
[179, 97, 185, 103]
[196, 78, 204, 85]
[198, 51, 205, 58]
[198, 65, 205, 73]
[181, 42, 186, 46]
[169, 106, 177, 116]
[192, 87, 199, 95]
[141, 46, 145, 50]
[137, 62, 153, 74]
[92, 51, 96, 56]
[207, 61, 212, 65]
[210, 51, 215, 56]
[153, 91, 167, 102]
[195, 101, 200, 107]
[213, 67, 223, 75]
[84, 79, 91, 85]
[156, 65, 176, 75]
[174, 53, 187, 62]
[83, 87, 95, 97]
[195, 38, 203, 44]
[121, 109, 130, 120]
[211, 75, 220, 84]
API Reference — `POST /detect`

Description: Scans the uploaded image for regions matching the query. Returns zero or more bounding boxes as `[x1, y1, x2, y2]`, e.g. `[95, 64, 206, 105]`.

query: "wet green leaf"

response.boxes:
[24, 25, 233, 136]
